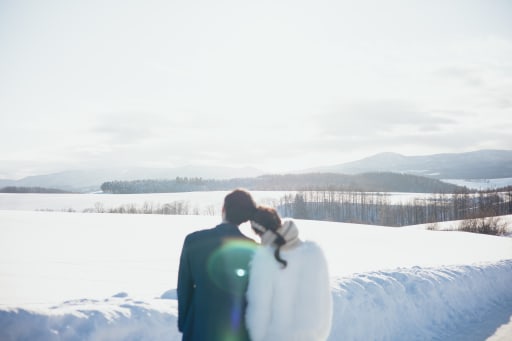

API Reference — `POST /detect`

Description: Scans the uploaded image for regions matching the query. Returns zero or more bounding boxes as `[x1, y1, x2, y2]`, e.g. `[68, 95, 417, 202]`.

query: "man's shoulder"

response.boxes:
[184, 222, 256, 245]
[184, 223, 235, 241]
[184, 226, 217, 242]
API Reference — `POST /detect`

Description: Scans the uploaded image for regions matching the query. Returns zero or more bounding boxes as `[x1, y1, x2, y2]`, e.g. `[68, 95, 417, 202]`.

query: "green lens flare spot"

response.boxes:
[207, 239, 257, 294]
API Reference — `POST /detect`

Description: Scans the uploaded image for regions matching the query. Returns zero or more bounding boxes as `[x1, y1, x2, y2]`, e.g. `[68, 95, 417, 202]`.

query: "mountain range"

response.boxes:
[0, 166, 263, 193]
[300, 149, 512, 179]
[1, 149, 511, 192]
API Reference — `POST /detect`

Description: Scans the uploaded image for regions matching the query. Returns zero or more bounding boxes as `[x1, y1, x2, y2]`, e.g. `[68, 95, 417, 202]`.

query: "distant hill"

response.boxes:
[0, 179, 12, 188]
[3, 150, 511, 192]
[301, 150, 512, 179]
[0, 166, 264, 193]
[0, 186, 72, 194]
[101, 172, 465, 194]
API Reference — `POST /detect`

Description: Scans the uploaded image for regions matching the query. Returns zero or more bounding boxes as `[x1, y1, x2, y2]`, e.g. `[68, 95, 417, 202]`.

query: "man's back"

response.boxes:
[178, 222, 257, 341]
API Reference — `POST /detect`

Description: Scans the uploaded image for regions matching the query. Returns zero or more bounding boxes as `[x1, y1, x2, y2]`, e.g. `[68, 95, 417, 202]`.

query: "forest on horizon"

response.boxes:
[100, 172, 466, 194]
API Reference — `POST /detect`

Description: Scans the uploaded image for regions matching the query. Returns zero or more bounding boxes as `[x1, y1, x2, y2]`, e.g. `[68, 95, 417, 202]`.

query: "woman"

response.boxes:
[245, 206, 333, 341]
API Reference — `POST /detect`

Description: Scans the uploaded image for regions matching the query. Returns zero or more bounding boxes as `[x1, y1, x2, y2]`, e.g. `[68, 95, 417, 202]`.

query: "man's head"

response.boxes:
[223, 189, 257, 226]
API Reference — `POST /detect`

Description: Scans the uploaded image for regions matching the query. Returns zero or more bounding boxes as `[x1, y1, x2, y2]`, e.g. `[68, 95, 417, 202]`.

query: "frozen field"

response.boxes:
[0, 190, 471, 214]
[1, 209, 511, 340]
[0, 191, 293, 214]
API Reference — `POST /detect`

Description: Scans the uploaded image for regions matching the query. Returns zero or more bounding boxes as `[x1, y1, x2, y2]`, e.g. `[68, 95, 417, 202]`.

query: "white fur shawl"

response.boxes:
[245, 241, 333, 341]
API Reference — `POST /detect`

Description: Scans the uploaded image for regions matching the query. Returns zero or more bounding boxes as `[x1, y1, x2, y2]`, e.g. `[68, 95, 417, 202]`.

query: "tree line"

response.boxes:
[0, 186, 71, 193]
[276, 189, 512, 230]
[84, 200, 199, 215]
[100, 172, 464, 194]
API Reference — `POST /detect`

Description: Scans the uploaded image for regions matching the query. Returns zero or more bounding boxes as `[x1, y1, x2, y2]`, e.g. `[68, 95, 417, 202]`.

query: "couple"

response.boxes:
[177, 189, 332, 341]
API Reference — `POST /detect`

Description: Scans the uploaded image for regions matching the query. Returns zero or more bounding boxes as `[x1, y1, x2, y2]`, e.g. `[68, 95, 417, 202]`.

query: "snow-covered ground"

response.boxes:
[0, 190, 477, 214]
[0, 191, 293, 214]
[1, 209, 511, 340]
[442, 178, 512, 190]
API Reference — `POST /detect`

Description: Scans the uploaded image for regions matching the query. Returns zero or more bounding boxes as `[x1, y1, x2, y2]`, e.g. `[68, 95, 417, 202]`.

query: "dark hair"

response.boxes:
[252, 206, 287, 268]
[223, 189, 257, 225]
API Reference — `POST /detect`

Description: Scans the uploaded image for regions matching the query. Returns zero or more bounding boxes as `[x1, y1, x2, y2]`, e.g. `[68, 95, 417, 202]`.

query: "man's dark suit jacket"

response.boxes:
[177, 222, 257, 341]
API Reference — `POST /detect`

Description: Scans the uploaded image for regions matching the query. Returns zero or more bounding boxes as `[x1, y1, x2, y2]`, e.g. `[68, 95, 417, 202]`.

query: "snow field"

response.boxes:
[1, 210, 512, 340]
[0, 191, 291, 214]
[0, 190, 485, 213]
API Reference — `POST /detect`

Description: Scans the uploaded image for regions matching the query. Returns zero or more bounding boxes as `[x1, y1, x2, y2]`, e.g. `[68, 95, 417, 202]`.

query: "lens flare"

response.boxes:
[235, 269, 246, 277]
[206, 238, 256, 339]
[207, 239, 257, 295]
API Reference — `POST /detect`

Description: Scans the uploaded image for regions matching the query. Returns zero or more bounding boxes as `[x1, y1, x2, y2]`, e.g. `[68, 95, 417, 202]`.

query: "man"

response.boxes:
[177, 189, 258, 341]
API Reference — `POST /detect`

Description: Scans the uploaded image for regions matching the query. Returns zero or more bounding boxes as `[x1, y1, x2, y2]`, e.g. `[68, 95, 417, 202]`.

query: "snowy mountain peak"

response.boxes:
[302, 149, 512, 179]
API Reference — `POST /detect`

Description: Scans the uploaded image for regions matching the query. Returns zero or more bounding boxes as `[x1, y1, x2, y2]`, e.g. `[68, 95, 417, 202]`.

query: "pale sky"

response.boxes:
[1, 0, 511, 179]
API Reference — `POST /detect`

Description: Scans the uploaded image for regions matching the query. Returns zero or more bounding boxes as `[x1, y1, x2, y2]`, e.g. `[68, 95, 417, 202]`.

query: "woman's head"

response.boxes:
[251, 206, 288, 268]
[251, 206, 281, 235]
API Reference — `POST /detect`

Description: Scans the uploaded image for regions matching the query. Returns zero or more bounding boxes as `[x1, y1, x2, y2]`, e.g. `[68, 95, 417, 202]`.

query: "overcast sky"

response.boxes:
[1, 0, 511, 179]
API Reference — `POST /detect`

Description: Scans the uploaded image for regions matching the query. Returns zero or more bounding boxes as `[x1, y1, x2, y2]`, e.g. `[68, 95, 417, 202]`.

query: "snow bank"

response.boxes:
[0, 295, 179, 341]
[1, 261, 511, 341]
[330, 260, 512, 341]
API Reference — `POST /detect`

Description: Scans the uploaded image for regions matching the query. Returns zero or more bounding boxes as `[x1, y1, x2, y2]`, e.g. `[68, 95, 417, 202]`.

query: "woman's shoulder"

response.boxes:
[299, 240, 321, 250]
[297, 240, 327, 259]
